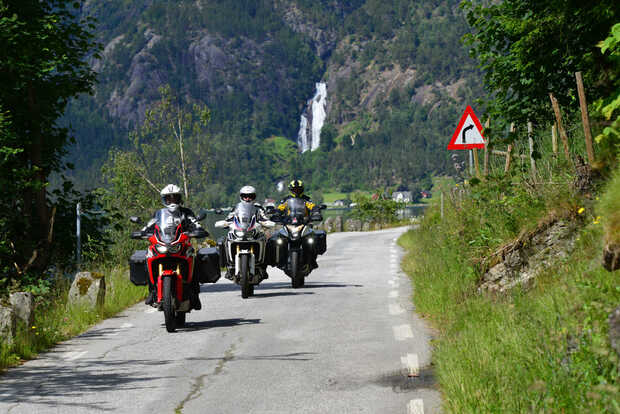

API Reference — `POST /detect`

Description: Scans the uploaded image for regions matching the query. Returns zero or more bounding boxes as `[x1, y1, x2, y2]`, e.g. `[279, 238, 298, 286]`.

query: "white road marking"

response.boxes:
[400, 353, 420, 377]
[389, 303, 405, 315]
[120, 323, 134, 329]
[145, 307, 157, 314]
[389, 290, 398, 298]
[392, 324, 413, 341]
[407, 399, 424, 414]
[63, 351, 87, 361]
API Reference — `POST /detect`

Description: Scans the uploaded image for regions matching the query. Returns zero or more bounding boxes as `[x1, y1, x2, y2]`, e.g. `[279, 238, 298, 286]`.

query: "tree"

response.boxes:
[101, 85, 211, 217]
[462, 0, 618, 125]
[0, 0, 99, 278]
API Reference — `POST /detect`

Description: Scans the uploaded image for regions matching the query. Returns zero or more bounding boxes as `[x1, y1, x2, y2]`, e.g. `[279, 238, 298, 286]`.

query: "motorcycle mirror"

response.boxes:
[129, 216, 142, 224]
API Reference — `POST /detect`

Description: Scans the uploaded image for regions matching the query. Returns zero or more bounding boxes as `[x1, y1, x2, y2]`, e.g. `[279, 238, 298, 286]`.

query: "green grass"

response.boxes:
[0, 266, 146, 370]
[398, 138, 620, 411]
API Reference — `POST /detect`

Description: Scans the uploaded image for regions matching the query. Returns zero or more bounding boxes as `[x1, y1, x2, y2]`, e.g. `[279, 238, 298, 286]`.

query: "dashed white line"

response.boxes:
[392, 324, 413, 341]
[407, 399, 424, 414]
[120, 323, 134, 329]
[400, 353, 420, 377]
[389, 290, 398, 298]
[389, 303, 405, 315]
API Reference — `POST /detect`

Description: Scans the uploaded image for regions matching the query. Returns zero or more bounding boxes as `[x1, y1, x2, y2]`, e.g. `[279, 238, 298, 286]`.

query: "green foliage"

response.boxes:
[349, 192, 400, 223]
[0, 0, 100, 285]
[598, 163, 620, 245]
[399, 165, 620, 412]
[593, 23, 620, 158]
[462, 0, 618, 125]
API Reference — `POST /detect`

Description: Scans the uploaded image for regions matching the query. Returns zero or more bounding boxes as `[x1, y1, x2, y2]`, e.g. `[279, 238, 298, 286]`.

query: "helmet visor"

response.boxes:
[163, 194, 181, 205]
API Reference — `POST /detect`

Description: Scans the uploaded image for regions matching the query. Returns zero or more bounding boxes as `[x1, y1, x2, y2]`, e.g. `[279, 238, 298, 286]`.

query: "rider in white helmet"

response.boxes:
[142, 184, 205, 309]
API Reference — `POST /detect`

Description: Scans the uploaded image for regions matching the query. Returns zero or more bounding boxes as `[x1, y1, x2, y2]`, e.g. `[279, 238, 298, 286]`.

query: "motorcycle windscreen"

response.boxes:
[154, 208, 181, 243]
[233, 202, 258, 231]
[286, 198, 307, 223]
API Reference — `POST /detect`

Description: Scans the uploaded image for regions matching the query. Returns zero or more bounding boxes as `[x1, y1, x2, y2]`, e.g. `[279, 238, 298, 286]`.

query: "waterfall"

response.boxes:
[297, 82, 327, 152]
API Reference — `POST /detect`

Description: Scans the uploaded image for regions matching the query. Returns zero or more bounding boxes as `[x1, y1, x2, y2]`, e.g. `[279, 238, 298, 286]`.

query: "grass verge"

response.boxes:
[398, 163, 620, 411]
[0, 266, 146, 371]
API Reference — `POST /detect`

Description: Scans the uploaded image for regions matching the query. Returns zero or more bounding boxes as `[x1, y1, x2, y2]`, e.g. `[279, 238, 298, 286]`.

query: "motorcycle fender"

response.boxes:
[235, 250, 255, 276]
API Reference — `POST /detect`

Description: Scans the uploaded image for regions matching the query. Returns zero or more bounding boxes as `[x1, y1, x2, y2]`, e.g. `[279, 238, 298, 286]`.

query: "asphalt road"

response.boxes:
[0, 227, 441, 414]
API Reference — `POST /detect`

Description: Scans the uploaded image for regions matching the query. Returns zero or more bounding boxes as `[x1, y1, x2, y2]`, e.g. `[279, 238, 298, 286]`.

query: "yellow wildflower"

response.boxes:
[593, 216, 601, 224]
[31, 326, 36, 330]
[578, 207, 585, 214]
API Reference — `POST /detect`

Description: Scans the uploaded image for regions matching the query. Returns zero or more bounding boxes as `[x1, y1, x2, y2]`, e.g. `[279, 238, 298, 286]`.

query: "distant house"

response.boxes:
[392, 191, 412, 202]
[420, 191, 432, 199]
[333, 199, 351, 207]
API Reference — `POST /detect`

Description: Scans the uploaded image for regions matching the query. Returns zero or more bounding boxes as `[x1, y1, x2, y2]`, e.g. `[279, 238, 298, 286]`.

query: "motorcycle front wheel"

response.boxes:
[162, 277, 176, 332]
[290, 250, 304, 288]
[239, 255, 253, 298]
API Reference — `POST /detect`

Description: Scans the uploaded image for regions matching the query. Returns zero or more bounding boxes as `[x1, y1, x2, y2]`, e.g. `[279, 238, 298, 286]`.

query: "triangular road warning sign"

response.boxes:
[447, 106, 486, 150]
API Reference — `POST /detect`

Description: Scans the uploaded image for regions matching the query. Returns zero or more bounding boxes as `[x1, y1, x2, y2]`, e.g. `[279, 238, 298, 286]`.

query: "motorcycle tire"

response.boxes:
[290, 251, 304, 288]
[163, 277, 176, 332]
[240, 255, 252, 299]
[175, 312, 186, 328]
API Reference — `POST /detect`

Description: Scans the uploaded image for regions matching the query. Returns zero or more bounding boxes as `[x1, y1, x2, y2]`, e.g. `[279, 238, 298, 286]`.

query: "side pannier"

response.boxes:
[129, 250, 148, 286]
[196, 247, 221, 283]
[314, 230, 327, 255]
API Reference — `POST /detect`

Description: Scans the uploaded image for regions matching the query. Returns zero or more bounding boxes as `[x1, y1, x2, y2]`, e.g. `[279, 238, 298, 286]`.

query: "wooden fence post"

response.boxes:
[504, 123, 514, 173]
[473, 148, 481, 178]
[483, 118, 490, 176]
[528, 121, 537, 177]
[549, 93, 571, 159]
[551, 124, 558, 155]
[575, 72, 595, 165]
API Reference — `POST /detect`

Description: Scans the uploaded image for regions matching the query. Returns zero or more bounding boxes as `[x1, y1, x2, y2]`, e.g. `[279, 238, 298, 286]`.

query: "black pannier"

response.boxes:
[129, 250, 148, 286]
[314, 230, 327, 255]
[216, 238, 226, 268]
[196, 247, 221, 283]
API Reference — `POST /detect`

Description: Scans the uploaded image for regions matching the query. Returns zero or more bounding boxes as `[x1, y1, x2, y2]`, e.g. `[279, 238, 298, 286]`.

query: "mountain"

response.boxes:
[64, 0, 482, 204]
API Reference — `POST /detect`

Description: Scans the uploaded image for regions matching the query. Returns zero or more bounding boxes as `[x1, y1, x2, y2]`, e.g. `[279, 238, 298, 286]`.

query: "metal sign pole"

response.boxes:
[76, 202, 81, 266]
[469, 150, 474, 175]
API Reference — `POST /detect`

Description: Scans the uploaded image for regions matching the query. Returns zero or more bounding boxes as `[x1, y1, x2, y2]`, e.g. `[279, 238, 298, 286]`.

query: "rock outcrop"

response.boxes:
[0, 306, 16, 345]
[480, 218, 579, 293]
[69, 272, 106, 309]
[9, 292, 34, 326]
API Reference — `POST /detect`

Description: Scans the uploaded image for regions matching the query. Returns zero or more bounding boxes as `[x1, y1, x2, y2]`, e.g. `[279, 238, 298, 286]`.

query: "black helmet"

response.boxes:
[288, 179, 304, 197]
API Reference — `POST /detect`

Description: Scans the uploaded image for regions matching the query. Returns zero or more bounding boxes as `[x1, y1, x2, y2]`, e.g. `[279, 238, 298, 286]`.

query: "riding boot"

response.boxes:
[145, 283, 156, 305]
[190, 279, 202, 310]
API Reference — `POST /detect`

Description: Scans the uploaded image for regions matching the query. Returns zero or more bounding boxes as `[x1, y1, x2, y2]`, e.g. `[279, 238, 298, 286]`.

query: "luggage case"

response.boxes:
[129, 250, 148, 285]
[314, 230, 327, 255]
[196, 247, 221, 283]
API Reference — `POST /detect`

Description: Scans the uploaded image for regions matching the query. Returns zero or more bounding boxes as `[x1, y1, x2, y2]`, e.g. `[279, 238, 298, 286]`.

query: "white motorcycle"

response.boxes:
[215, 202, 275, 298]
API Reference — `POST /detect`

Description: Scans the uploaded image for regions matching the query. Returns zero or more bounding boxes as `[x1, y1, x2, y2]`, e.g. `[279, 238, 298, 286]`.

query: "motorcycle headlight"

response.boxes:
[306, 237, 314, 244]
[155, 244, 168, 254]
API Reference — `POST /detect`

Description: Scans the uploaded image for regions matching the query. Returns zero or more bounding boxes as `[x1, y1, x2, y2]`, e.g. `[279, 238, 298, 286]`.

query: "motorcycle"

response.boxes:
[214, 202, 275, 298]
[128, 209, 219, 332]
[268, 199, 327, 288]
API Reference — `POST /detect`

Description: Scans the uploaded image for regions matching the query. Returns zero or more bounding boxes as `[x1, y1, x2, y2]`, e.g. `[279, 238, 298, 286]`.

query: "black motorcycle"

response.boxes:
[267, 199, 327, 288]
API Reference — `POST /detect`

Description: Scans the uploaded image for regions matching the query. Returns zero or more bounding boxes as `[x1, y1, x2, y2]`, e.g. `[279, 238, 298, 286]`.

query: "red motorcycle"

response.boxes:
[129, 209, 220, 332]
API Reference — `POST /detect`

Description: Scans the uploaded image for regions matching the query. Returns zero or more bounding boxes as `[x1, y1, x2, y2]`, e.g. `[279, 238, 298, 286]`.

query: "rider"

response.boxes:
[143, 184, 205, 310]
[223, 185, 272, 279]
[276, 179, 320, 269]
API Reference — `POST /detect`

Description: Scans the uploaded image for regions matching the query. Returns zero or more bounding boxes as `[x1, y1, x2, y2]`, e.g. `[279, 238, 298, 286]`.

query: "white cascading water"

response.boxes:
[297, 82, 327, 152]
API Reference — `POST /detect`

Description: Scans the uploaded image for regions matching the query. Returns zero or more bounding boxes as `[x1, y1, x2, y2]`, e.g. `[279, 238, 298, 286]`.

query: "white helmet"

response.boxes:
[239, 185, 256, 202]
[161, 184, 182, 213]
